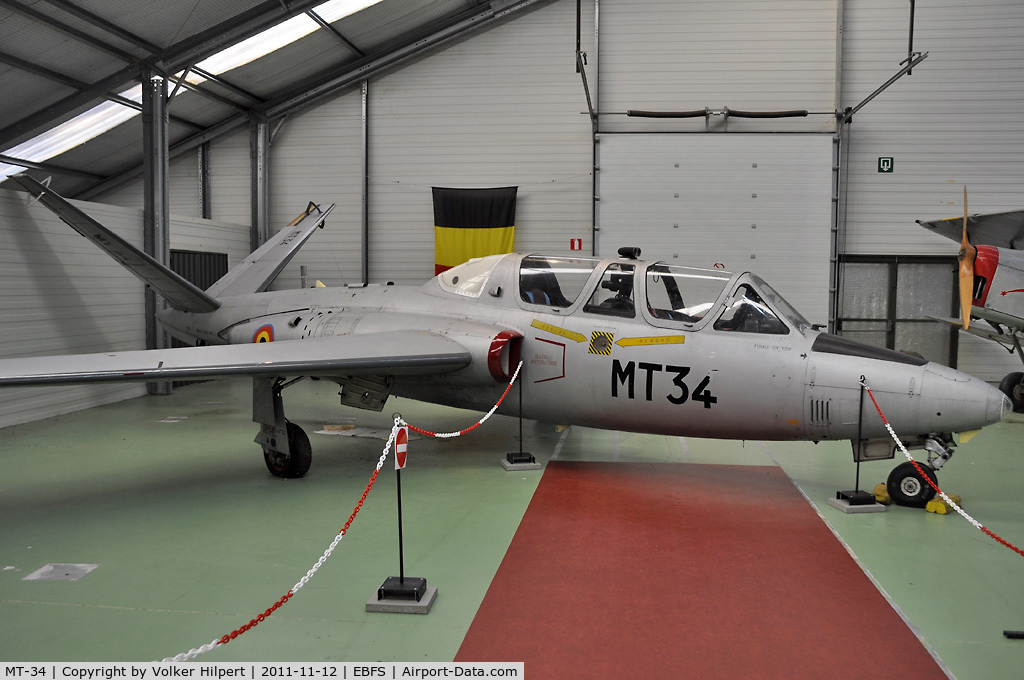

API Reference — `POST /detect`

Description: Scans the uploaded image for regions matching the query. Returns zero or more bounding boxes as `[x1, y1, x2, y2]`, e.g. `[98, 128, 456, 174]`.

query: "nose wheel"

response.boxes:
[886, 462, 938, 508]
[999, 372, 1024, 412]
[886, 436, 951, 508]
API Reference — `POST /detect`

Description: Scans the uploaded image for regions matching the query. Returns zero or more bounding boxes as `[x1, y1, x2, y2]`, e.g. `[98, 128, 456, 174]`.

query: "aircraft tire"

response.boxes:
[886, 462, 938, 508]
[263, 422, 313, 478]
[998, 372, 1024, 413]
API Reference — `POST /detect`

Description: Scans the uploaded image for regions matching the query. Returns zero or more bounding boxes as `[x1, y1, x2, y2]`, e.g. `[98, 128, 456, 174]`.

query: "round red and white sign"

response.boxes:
[395, 426, 408, 469]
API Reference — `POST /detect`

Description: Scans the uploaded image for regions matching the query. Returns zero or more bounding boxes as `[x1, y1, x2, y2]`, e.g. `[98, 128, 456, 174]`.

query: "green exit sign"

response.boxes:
[878, 157, 894, 173]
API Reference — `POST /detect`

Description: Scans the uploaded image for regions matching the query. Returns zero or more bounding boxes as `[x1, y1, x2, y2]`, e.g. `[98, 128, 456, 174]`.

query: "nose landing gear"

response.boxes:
[886, 436, 952, 508]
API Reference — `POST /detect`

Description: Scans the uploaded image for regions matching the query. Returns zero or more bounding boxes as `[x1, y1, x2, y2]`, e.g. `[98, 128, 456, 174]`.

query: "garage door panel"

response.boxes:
[597, 134, 833, 325]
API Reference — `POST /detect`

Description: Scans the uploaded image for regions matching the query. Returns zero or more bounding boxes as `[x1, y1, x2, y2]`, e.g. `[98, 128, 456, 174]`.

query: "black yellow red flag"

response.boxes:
[432, 186, 517, 275]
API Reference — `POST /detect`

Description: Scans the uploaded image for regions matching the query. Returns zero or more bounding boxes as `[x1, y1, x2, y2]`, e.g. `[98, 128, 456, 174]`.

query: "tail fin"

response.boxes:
[12, 174, 220, 313]
[206, 201, 335, 297]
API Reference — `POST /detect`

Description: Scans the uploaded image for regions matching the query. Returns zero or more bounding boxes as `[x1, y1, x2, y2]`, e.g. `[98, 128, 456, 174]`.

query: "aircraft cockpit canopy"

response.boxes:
[437, 254, 505, 298]
[645, 264, 733, 323]
[514, 255, 808, 335]
[519, 255, 600, 307]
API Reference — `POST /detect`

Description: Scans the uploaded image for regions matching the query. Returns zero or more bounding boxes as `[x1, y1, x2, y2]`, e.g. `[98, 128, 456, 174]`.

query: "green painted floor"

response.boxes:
[1, 378, 1023, 677]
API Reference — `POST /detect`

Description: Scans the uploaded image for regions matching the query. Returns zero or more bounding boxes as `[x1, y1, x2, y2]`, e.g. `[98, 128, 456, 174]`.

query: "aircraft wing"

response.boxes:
[918, 209, 1024, 250]
[970, 305, 1024, 334]
[0, 332, 470, 386]
[10, 174, 221, 313]
[206, 202, 336, 298]
[929, 309, 1024, 350]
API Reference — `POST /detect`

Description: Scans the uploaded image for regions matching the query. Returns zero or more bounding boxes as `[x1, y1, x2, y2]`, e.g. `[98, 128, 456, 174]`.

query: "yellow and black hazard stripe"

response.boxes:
[589, 331, 615, 355]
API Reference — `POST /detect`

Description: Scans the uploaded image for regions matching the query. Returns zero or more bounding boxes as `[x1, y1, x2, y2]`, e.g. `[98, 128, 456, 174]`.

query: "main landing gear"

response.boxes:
[253, 376, 312, 478]
[885, 436, 953, 508]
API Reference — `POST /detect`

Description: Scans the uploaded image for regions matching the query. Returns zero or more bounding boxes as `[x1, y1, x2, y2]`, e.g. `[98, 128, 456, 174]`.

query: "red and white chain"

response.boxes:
[161, 362, 524, 662]
[861, 379, 1023, 557]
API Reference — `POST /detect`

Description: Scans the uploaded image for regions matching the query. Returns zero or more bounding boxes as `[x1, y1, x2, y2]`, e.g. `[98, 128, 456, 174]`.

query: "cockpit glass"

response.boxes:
[584, 263, 636, 318]
[438, 255, 503, 298]
[713, 284, 790, 334]
[645, 264, 732, 323]
[750, 275, 811, 329]
[519, 255, 600, 307]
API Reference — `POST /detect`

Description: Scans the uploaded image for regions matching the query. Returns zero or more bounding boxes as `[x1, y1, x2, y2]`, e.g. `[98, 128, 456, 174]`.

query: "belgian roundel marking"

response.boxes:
[253, 325, 274, 343]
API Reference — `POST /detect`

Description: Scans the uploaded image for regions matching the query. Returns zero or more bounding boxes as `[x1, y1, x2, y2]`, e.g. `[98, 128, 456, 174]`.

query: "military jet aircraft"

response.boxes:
[918, 190, 1024, 412]
[2, 174, 1011, 507]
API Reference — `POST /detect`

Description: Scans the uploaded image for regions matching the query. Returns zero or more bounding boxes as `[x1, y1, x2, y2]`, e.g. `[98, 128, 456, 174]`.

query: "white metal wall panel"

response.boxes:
[840, 0, 1024, 380]
[208, 127, 253, 226]
[0, 188, 250, 427]
[94, 152, 202, 217]
[0, 188, 146, 427]
[267, 91, 365, 289]
[841, 0, 1024, 256]
[169, 214, 251, 269]
[597, 134, 833, 325]
[599, 0, 839, 133]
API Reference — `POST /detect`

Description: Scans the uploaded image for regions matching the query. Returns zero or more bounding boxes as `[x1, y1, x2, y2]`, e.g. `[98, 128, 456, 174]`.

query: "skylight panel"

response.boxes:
[1, 0, 381, 183]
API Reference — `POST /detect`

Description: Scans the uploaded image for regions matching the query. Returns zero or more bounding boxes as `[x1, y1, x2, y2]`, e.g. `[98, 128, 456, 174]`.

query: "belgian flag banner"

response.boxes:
[432, 186, 517, 275]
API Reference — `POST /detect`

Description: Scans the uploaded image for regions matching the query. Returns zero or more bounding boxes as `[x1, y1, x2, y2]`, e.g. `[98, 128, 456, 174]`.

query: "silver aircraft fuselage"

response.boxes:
[159, 251, 1008, 446]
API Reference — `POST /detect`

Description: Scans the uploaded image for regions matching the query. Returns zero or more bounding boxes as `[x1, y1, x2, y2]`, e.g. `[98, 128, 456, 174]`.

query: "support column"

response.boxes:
[142, 69, 171, 395]
[198, 141, 211, 220]
[361, 80, 369, 285]
[250, 119, 270, 251]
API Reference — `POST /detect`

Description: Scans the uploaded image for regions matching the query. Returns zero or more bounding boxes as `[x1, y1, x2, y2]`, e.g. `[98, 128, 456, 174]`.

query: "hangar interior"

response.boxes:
[1, 0, 1023, 676]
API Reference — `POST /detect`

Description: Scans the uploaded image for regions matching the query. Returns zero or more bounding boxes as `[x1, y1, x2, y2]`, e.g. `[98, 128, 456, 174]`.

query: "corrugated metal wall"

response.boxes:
[599, 0, 840, 134]
[839, 0, 1024, 380]
[0, 188, 250, 427]
[96, 152, 202, 217]
[0, 189, 146, 427]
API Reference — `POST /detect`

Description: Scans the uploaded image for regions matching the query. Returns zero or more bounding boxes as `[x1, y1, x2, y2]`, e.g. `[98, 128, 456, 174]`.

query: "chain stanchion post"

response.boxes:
[828, 376, 885, 514]
[501, 360, 540, 471]
[368, 418, 434, 613]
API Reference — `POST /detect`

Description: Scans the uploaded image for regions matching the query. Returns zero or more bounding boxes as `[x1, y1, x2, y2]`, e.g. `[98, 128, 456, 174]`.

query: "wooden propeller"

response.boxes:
[957, 186, 976, 330]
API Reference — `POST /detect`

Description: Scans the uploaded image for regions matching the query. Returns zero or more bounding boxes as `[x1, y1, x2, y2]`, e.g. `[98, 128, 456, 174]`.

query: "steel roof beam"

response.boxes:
[189, 67, 265, 105]
[157, 0, 332, 75]
[0, 152, 104, 180]
[0, 63, 142, 150]
[39, 0, 161, 53]
[0, 49, 83, 89]
[306, 9, 365, 57]
[0, 0, 318, 150]
[0, 0, 140, 63]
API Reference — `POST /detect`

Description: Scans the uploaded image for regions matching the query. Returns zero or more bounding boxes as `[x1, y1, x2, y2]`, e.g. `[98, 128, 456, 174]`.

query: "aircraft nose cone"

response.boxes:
[994, 390, 1013, 424]
[922, 363, 1010, 432]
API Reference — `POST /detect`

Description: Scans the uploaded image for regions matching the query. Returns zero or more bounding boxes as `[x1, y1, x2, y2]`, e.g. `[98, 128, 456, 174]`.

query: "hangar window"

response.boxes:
[519, 256, 599, 308]
[646, 264, 732, 323]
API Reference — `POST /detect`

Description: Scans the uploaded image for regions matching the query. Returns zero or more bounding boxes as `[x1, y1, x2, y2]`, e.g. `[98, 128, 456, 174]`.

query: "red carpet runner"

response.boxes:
[456, 462, 946, 679]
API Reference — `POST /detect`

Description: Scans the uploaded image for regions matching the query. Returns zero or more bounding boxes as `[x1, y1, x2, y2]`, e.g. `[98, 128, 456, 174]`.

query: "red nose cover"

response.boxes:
[488, 331, 523, 382]
[972, 245, 999, 306]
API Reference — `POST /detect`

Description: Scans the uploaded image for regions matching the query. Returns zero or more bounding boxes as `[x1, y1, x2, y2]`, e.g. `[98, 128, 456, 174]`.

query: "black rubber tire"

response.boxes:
[263, 422, 312, 478]
[886, 461, 938, 508]
[998, 372, 1024, 413]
